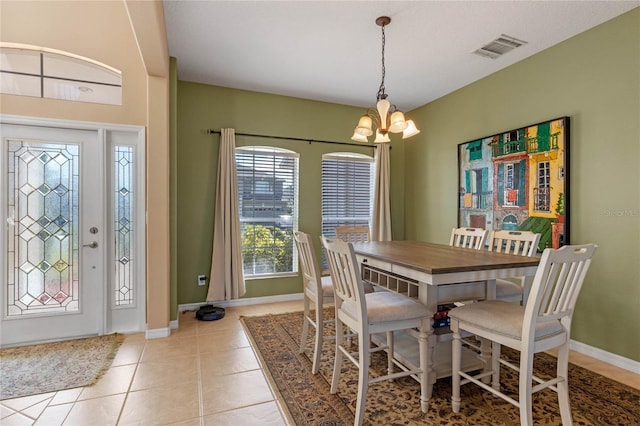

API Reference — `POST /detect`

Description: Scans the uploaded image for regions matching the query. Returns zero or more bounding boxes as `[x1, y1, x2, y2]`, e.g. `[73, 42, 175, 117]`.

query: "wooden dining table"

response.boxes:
[351, 240, 540, 408]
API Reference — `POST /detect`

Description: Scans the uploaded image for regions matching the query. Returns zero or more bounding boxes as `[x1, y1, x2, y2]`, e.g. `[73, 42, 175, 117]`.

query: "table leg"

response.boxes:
[480, 278, 497, 384]
[486, 278, 496, 300]
[420, 284, 438, 410]
[492, 341, 501, 390]
[418, 324, 430, 412]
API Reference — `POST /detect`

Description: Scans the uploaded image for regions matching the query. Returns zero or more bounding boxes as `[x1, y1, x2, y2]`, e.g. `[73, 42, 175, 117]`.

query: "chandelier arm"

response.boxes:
[365, 108, 380, 127]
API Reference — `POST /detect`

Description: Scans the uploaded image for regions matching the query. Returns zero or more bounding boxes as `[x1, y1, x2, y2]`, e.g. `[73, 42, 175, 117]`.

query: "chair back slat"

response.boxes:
[551, 259, 588, 315]
[335, 226, 371, 243]
[450, 227, 488, 250]
[293, 231, 323, 295]
[488, 230, 540, 256]
[526, 244, 597, 327]
[321, 236, 365, 314]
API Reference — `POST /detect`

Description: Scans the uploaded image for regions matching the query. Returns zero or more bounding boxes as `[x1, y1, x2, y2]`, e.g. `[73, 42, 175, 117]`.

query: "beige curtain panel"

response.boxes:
[372, 143, 392, 241]
[207, 128, 246, 301]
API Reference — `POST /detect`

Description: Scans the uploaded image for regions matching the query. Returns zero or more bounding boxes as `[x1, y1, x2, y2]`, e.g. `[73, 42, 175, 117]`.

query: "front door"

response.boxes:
[1, 124, 104, 346]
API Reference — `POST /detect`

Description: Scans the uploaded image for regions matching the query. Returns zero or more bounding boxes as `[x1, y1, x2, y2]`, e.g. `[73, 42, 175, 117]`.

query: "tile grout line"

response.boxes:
[196, 321, 205, 425]
[30, 395, 56, 425]
[114, 339, 147, 425]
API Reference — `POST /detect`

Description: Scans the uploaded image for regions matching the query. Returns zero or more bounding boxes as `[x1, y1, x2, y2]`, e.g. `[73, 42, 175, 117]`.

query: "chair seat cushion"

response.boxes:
[496, 278, 522, 298]
[341, 291, 428, 324]
[449, 300, 563, 341]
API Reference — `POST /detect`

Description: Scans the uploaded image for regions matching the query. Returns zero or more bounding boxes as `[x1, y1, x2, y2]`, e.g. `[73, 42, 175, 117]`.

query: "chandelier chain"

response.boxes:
[377, 23, 386, 101]
[350, 16, 420, 143]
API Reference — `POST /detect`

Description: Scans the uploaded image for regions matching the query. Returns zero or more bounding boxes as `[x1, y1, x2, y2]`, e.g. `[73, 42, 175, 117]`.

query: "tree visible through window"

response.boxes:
[236, 147, 299, 276]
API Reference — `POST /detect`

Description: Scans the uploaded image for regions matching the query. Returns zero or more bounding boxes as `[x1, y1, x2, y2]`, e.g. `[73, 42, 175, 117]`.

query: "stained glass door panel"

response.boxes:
[1, 124, 103, 346]
[7, 141, 79, 316]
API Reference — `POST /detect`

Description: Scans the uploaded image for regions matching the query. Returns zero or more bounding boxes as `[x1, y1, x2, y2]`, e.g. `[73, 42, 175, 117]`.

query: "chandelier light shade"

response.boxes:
[351, 16, 420, 143]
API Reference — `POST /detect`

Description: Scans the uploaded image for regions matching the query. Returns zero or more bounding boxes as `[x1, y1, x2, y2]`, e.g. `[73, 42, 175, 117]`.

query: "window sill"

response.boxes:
[245, 272, 298, 281]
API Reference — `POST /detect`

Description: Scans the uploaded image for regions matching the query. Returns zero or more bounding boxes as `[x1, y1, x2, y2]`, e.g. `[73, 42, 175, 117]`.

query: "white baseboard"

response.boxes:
[177, 294, 639, 375]
[145, 327, 171, 339]
[570, 339, 640, 374]
[178, 292, 304, 313]
[148, 294, 303, 338]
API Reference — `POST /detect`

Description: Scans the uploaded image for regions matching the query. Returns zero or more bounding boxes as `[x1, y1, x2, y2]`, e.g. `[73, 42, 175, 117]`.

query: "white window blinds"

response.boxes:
[321, 153, 374, 238]
[236, 147, 299, 277]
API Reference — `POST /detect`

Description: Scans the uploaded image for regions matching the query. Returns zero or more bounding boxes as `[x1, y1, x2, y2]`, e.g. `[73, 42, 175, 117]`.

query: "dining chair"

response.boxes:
[335, 225, 371, 243]
[450, 243, 597, 426]
[293, 231, 335, 374]
[449, 227, 489, 307]
[321, 236, 430, 426]
[450, 227, 488, 249]
[487, 230, 541, 305]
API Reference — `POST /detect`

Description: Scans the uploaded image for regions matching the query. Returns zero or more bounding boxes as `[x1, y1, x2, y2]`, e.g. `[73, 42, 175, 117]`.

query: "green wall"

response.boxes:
[175, 83, 406, 304]
[404, 9, 640, 361]
[174, 9, 638, 362]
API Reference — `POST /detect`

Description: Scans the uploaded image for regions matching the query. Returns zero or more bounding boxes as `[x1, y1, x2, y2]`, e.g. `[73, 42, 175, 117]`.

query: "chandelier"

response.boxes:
[351, 16, 420, 143]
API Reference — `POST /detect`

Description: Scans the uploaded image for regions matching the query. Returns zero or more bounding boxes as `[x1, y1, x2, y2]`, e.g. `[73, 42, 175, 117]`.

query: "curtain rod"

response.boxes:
[207, 129, 375, 149]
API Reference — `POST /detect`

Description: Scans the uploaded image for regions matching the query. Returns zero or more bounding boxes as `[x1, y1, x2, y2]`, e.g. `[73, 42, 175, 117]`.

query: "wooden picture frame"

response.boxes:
[457, 117, 569, 250]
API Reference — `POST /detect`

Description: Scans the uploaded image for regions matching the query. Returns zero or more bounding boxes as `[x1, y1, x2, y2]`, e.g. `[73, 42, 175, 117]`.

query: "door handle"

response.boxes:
[83, 241, 98, 249]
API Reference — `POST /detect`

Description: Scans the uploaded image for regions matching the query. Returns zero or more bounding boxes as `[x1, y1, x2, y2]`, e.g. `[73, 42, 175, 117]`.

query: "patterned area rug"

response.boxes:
[242, 310, 640, 425]
[0, 334, 124, 400]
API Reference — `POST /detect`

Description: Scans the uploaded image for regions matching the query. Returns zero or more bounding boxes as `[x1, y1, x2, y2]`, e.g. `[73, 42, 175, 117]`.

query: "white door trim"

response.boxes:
[0, 115, 145, 135]
[0, 114, 146, 344]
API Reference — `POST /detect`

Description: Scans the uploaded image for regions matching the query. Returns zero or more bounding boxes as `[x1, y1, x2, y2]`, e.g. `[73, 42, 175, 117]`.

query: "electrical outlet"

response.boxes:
[197, 275, 206, 286]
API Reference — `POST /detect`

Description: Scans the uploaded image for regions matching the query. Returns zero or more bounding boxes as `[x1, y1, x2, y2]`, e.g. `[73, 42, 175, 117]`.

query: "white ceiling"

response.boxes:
[164, 0, 639, 111]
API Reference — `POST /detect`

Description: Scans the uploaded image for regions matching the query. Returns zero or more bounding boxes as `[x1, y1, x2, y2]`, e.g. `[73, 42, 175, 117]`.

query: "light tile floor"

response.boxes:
[1, 299, 638, 425]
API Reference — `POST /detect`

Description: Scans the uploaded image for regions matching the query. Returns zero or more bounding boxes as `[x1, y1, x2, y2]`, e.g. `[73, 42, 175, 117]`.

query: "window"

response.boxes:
[504, 163, 515, 190]
[321, 152, 374, 237]
[467, 140, 483, 161]
[236, 147, 299, 277]
[5, 140, 80, 317]
[0, 44, 122, 105]
[534, 161, 551, 212]
[113, 146, 135, 306]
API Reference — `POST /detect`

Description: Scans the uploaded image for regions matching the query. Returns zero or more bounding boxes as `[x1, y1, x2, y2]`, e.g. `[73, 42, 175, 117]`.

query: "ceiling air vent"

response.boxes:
[473, 34, 527, 59]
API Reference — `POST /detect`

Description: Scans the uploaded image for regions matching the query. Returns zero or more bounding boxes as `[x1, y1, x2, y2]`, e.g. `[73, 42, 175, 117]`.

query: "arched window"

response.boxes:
[502, 214, 519, 231]
[236, 146, 299, 277]
[0, 44, 122, 105]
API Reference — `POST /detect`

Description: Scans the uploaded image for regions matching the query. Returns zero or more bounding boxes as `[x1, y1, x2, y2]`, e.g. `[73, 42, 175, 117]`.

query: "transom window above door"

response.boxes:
[0, 43, 122, 105]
